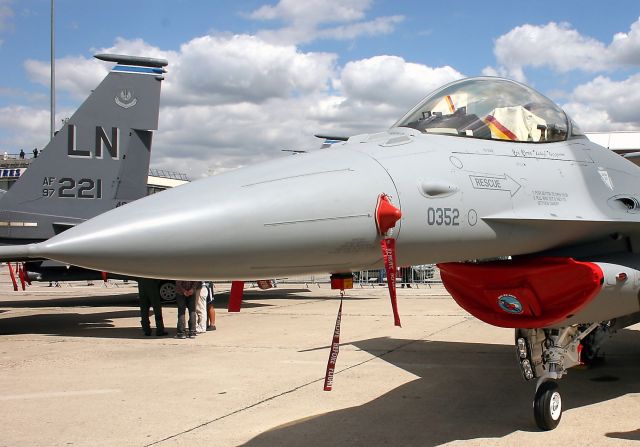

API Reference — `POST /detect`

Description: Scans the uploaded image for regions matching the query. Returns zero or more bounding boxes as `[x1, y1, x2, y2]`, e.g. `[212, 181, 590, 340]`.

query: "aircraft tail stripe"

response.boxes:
[485, 114, 518, 141]
[112, 65, 164, 75]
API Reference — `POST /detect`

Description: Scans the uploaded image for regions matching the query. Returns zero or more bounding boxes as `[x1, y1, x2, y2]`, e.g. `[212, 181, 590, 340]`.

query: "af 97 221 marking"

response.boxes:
[427, 207, 460, 226]
[42, 177, 102, 199]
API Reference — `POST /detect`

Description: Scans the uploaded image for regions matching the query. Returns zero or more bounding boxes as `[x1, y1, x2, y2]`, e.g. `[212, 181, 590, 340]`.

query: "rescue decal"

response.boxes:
[469, 174, 522, 197]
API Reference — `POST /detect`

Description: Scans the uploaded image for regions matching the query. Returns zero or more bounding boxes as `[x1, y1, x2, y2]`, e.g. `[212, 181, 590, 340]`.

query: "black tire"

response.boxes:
[534, 381, 562, 430]
[158, 281, 176, 303]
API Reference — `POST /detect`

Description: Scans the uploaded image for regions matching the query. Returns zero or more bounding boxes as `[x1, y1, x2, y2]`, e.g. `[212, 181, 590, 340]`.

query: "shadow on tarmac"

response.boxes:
[0, 293, 140, 308]
[607, 428, 640, 441]
[0, 309, 143, 338]
[0, 288, 324, 338]
[215, 289, 318, 307]
[245, 330, 640, 446]
[221, 287, 377, 302]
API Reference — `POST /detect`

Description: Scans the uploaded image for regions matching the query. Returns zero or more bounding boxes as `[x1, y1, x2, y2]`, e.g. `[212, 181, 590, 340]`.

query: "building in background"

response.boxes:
[585, 131, 640, 156]
[147, 169, 189, 195]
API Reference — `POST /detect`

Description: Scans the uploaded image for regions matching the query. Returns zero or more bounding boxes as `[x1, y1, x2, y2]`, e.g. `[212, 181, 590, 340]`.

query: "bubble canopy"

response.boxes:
[392, 77, 578, 143]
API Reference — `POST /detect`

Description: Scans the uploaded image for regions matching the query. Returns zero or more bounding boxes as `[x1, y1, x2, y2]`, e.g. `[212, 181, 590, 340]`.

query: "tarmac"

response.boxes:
[1, 274, 640, 446]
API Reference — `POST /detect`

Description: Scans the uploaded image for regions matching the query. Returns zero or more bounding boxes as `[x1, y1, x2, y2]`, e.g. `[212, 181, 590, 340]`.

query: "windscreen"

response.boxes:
[393, 77, 569, 143]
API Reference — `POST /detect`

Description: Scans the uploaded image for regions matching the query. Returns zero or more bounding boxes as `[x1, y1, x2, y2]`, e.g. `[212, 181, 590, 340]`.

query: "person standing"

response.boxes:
[175, 280, 202, 339]
[19, 149, 25, 159]
[137, 278, 168, 337]
[206, 281, 216, 331]
[32, 148, 38, 158]
[400, 266, 413, 288]
[195, 281, 207, 334]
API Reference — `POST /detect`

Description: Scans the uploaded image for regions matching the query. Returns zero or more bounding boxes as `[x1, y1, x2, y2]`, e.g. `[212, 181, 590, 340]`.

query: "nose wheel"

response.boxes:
[533, 380, 562, 430]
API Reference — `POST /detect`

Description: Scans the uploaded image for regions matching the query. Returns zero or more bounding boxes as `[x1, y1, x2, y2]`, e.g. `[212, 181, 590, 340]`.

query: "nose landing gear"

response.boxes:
[533, 380, 562, 430]
[516, 323, 601, 430]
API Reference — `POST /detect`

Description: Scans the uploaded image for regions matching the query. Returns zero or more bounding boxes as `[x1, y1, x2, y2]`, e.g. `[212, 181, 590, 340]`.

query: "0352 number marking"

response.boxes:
[427, 207, 460, 226]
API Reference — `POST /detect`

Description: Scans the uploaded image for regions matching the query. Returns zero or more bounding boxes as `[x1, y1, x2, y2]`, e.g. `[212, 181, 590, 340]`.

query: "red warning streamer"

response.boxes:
[22, 263, 31, 286]
[17, 263, 26, 291]
[323, 298, 342, 391]
[381, 238, 401, 327]
[7, 262, 18, 291]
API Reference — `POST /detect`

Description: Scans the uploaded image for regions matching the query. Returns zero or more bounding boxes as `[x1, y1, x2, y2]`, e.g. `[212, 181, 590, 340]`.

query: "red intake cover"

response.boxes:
[438, 257, 604, 328]
[375, 194, 402, 236]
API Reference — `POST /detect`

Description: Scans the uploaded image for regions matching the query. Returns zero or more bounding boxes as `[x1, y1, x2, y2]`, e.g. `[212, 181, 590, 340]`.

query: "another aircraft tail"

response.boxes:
[0, 54, 167, 244]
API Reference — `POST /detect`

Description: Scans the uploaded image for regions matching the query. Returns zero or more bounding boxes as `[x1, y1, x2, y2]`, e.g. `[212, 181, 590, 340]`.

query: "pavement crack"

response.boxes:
[144, 375, 328, 446]
[145, 317, 469, 446]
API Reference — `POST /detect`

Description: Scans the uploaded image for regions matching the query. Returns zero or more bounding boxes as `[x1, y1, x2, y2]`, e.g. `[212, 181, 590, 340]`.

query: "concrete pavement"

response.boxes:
[1, 277, 640, 446]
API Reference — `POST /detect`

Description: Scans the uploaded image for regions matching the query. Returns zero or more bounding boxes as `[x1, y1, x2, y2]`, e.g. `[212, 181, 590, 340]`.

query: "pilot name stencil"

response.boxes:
[469, 174, 521, 197]
[511, 148, 566, 159]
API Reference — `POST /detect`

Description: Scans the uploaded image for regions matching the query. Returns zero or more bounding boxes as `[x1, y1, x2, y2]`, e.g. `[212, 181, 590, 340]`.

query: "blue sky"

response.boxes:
[0, 0, 639, 176]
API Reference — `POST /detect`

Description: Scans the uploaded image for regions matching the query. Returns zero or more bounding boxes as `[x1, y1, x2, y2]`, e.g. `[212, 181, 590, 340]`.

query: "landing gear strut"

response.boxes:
[516, 323, 601, 430]
[533, 380, 562, 430]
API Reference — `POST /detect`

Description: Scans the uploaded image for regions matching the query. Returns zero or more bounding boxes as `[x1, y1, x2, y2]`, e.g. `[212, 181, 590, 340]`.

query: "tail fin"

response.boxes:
[0, 54, 167, 244]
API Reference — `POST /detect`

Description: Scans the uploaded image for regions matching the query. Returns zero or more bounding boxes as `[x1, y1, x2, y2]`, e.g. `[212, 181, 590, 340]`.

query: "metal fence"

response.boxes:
[272, 265, 442, 288]
[148, 168, 190, 181]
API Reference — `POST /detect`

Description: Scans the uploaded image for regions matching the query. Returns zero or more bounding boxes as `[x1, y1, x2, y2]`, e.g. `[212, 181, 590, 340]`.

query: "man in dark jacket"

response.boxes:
[137, 278, 168, 336]
[175, 281, 202, 339]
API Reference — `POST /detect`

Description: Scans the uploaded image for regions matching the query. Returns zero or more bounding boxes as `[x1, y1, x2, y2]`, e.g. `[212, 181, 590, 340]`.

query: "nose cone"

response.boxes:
[37, 148, 399, 279]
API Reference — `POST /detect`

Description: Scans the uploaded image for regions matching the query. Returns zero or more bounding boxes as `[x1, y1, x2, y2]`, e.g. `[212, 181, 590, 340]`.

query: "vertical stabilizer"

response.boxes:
[0, 54, 167, 244]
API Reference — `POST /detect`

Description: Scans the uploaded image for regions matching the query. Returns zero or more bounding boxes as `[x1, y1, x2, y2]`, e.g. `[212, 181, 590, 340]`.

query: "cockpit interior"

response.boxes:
[393, 77, 583, 143]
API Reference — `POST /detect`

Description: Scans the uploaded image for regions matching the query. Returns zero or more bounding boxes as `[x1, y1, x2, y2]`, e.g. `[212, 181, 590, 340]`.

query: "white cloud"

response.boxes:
[166, 35, 336, 106]
[341, 56, 463, 107]
[0, 104, 73, 151]
[25, 56, 108, 100]
[10, 36, 463, 178]
[249, 0, 404, 45]
[479, 18, 640, 133]
[609, 19, 640, 66]
[562, 74, 640, 131]
[250, 0, 369, 23]
[152, 43, 464, 177]
[8, 19, 639, 180]
[24, 38, 175, 100]
[316, 15, 404, 41]
[485, 18, 640, 81]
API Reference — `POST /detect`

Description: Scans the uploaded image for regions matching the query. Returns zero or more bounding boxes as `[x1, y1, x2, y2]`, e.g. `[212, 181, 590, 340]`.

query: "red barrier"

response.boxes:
[228, 281, 244, 312]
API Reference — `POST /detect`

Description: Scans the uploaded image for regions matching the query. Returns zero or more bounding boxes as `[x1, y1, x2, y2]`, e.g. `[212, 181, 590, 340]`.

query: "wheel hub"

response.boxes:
[550, 392, 562, 420]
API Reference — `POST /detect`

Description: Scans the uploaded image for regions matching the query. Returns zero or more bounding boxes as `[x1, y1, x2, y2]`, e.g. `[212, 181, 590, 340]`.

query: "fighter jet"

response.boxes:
[2, 76, 639, 430]
[0, 53, 167, 283]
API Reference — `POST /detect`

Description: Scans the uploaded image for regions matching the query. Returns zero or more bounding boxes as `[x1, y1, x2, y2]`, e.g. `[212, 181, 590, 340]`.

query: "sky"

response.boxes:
[0, 0, 639, 178]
